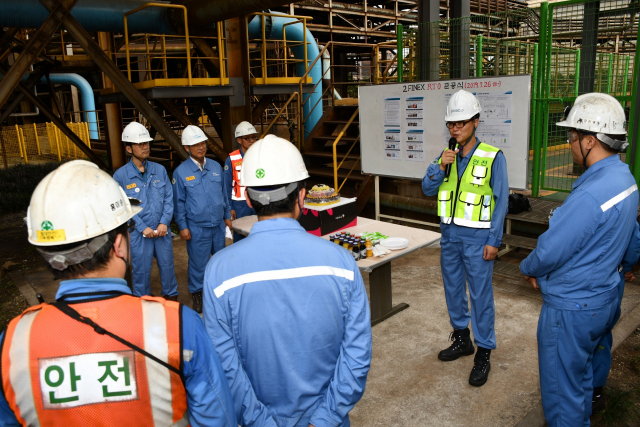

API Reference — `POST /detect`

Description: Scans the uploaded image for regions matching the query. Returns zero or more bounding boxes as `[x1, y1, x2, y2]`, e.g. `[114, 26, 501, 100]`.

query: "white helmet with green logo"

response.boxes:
[27, 160, 141, 268]
[240, 135, 309, 203]
[445, 90, 482, 122]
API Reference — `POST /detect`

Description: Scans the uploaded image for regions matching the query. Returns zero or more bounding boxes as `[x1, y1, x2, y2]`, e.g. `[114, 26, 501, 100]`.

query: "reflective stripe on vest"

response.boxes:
[230, 149, 246, 201]
[1, 296, 187, 427]
[437, 142, 500, 229]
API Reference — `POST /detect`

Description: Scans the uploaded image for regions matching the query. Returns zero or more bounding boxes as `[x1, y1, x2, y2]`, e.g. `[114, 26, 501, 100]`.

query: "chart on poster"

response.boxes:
[359, 75, 531, 189]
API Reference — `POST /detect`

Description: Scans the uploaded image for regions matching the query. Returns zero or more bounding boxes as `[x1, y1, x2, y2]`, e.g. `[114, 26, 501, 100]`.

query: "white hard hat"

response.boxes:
[557, 93, 628, 152]
[181, 125, 208, 146]
[240, 135, 309, 188]
[27, 160, 141, 249]
[235, 121, 257, 138]
[445, 90, 482, 122]
[557, 93, 627, 135]
[122, 121, 153, 143]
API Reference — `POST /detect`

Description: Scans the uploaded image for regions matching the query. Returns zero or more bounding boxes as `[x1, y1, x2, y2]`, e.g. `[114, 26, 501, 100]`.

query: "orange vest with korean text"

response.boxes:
[230, 149, 246, 201]
[1, 295, 188, 427]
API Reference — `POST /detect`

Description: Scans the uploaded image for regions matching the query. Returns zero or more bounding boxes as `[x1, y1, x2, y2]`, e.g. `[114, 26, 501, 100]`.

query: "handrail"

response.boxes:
[332, 107, 359, 191]
[259, 92, 302, 149]
[124, 3, 192, 86]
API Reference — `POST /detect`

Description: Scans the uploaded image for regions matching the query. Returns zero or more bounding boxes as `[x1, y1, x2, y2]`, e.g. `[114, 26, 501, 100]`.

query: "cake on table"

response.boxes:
[304, 184, 340, 206]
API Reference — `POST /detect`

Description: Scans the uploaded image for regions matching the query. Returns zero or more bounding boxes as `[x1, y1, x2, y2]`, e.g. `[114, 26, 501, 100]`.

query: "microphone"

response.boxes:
[444, 137, 457, 179]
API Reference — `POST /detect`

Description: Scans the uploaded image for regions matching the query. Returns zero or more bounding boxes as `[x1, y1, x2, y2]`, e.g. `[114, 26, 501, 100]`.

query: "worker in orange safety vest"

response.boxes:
[0, 160, 236, 427]
[223, 121, 257, 242]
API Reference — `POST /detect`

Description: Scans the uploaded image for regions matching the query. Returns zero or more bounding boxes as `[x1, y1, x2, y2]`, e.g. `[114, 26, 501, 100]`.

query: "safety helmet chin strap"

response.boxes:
[459, 124, 478, 148]
[576, 132, 593, 170]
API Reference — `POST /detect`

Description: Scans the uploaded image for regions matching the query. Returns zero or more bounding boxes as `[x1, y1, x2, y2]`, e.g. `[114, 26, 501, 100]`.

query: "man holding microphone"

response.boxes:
[422, 90, 509, 387]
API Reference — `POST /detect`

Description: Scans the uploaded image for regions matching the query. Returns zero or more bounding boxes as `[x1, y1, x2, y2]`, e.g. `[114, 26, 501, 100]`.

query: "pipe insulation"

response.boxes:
[0, 0, 300, 33]
[3, 72, 100, 139]
[248, 12, 322, 137]
[0, 0, 173, 33]
[43, 74, 99, 140]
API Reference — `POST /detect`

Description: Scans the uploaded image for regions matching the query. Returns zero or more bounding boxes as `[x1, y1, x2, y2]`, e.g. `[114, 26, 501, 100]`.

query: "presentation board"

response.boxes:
[358, 75, 531, 190]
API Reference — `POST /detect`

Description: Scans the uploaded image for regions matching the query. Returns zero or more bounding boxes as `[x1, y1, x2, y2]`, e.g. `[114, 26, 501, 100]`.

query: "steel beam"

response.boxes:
[38, 0, 188, 161]
[158, 99, 228, 162]
[0, 28, 19, 63]
[578, 1, 599, 95]
[0, 67, 46, 125]
[418, 0, 440, 80]
[0, 63, 108, 169]
[450, 0, 470, 79]
[0, 0, 77, 109]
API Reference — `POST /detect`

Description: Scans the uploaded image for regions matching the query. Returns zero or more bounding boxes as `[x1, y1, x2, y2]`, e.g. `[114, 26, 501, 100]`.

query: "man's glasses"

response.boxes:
[242, 135, 257, 141]
[128, 219, 136, 233]
[446, 119, 473, 129]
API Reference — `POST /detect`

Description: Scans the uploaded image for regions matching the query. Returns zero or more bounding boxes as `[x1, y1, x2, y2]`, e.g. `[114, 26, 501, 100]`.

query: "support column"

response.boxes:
[98, 32, 125, 170]
[418, 0, 440, 81]
[578, 1, 599, 94]
[450, 0, 470, 79]
[225, 16, 251, 151]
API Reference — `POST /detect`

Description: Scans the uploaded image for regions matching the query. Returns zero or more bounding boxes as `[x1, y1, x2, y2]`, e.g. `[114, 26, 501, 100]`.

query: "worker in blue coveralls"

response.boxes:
[520, 92, 639, 427]
[203, 135, 372, 427]
[0, 160, 236, 427]
[422, 90, 509, 387]
[173, 125, 232, 313]
[223, 121, 257, 243]
[591, 221, 640, 411]
[113, 122, 179, 300]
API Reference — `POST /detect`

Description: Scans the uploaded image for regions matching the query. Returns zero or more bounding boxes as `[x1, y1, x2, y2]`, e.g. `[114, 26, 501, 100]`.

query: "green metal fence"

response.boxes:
[396, 0, 639, 196]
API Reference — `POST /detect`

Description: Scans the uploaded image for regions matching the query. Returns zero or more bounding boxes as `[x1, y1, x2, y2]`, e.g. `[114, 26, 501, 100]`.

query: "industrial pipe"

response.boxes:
[0, 0, 172, 33]
[248, 12, 322, 136]
[1, 72, 99, 139]
[0, 0, 304, 33]
[42, 74, 99, 139]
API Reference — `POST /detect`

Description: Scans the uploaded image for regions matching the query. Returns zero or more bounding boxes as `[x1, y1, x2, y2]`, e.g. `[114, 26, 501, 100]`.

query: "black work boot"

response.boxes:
[438, 328, 475, 361]
[191, 291, 203, 314]
[469, 347, 491, 387]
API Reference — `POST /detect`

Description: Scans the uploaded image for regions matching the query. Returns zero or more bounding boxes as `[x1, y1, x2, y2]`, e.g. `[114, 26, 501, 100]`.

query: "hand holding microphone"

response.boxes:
[441, 137, 458, 179]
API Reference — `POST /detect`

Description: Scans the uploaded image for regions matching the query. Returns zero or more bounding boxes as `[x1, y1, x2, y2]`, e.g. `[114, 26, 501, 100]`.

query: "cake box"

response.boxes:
[298, 197, 358, 236]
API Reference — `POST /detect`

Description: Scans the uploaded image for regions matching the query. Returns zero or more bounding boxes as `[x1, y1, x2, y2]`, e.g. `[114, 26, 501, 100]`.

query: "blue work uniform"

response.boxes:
[113, 159, 179, 297]
[422, 138, 509, 350]
[203, 218, 372, 427]
[520, 155, 639, 427]
[592, 221, 640, 388]
[0, 278, 237, 427]
[223, 150, 256, 243]
[173, 157, 230, 294]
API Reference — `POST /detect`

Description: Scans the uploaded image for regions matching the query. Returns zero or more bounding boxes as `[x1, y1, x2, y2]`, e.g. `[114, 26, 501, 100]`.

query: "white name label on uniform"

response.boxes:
[38, 350, 139, 409]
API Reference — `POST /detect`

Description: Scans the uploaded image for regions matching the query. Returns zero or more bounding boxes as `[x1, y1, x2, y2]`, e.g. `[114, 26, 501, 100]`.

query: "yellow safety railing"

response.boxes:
[122, 3, 227, 89]
[374, 40, 400, 84]
[249, 12, 312, 85]
[0, 122, 91, 168]
[332, 108, 360, 192]
[259, 92, 303, 149]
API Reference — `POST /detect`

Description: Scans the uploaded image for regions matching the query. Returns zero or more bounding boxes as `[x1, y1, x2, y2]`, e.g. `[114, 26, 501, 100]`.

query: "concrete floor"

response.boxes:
[23, 236, 640, 427]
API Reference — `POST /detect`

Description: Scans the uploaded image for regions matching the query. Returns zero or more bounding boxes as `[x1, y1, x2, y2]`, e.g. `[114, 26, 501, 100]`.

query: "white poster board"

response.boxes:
[359, 75, 531, 190]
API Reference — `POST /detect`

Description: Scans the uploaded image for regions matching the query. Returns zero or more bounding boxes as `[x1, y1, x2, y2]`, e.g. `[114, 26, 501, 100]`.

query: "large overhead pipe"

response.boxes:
[0, 0, 172, 33]
[182, 0, 293, 28]
[248, 12, 322, 136]
[0, 0, 298, 33]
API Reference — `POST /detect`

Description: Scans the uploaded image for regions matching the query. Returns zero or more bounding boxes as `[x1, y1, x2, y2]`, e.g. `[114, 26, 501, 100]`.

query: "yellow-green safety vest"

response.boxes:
[437, 142, 501, 229]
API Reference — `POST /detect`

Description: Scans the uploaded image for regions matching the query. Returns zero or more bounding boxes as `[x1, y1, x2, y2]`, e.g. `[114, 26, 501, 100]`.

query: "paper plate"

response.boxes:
[380, 237, 409, 250]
